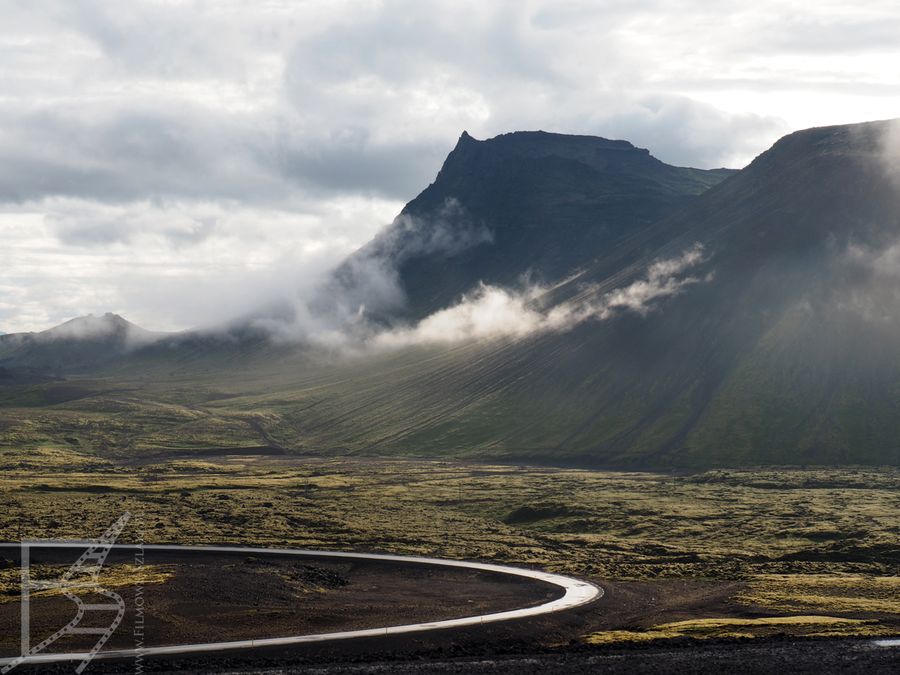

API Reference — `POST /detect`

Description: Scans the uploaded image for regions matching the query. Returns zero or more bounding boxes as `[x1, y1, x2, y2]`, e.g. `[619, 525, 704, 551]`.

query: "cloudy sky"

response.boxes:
[2, 0, 899, 333]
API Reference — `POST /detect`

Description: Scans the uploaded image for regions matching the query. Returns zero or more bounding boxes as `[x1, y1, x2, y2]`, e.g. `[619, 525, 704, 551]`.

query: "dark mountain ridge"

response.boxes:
[359, 119, 900, 466]
[334, 129, 735, 320]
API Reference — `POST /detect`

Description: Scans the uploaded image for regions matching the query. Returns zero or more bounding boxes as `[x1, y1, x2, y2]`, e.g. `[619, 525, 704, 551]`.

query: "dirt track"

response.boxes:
[2, 548, 897, 674]
[0, 548, 562, 654]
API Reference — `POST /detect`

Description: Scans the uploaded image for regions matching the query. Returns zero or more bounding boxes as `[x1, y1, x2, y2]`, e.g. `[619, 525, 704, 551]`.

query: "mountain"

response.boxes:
[333, 130, 735, 321]
[0, 313, 164, 372]
[4, 121, 900, 469]
[239, 120, 900, 467]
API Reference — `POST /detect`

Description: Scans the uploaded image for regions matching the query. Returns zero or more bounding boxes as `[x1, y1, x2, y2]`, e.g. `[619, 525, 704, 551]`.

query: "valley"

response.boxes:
[2, 121, 900, 670]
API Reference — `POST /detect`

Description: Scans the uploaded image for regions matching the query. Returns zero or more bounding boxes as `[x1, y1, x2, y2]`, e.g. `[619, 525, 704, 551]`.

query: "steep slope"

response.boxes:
[452, 120, 900, 466]
[334, 130, 734, 320]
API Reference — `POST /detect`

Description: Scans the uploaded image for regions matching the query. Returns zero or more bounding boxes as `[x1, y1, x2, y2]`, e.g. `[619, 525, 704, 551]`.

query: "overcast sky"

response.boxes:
[2, 0, 900, 333]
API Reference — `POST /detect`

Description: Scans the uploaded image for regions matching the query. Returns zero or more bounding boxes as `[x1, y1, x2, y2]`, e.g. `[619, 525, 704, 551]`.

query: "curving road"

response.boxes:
[0, 543, 602, 668]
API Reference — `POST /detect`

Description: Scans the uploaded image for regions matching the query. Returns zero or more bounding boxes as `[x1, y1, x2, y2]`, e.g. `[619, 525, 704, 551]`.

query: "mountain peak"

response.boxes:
[434, 130, 669, 190]
[495, 129, 637, 147]
[0, 313, 164, 373]
[46, 313, 142, 339]
[24, 312, 166, 349]
[451, 130, 479, 151]
[451, 129, 642, 154]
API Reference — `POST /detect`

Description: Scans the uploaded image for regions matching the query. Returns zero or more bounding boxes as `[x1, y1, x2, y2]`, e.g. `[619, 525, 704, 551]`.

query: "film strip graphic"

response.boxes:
[3, 512, 131, 674]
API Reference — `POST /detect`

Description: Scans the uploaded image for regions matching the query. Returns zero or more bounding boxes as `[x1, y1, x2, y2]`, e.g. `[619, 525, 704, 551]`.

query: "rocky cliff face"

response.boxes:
[334, 130, 734, 320]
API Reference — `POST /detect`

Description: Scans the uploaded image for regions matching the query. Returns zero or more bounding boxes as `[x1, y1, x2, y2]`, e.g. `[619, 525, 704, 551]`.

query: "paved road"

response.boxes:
[0, 543, 602, 668]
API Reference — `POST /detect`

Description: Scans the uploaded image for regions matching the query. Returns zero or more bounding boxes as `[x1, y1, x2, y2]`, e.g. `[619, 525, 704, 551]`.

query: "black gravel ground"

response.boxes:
[5, 547, 897, 674]
[15, 636, 899, 674]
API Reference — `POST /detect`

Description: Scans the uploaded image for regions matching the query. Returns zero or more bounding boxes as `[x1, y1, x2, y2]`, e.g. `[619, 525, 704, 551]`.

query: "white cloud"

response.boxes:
[1, 1, 899, 332]
[375, 245, 708, 347]
[0, 196, 401, 332]
[878, 118, 900, 186]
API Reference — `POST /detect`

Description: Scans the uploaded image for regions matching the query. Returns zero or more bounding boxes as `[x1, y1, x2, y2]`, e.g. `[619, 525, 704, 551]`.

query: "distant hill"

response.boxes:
[0, 313, 165, 372]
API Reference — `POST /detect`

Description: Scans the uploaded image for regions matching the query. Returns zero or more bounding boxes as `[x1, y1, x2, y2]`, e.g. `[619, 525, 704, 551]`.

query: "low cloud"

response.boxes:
[0, 196, 400, 333]
[250, 198, 494, 344]
[376, 198, 494, 262]
[375, 244, 709, 347]
[878, 118, 900, 187]
[837, 238, 900, 324]
[374, 284, 548, 346]
[233, 226, 708, 352]
[828, 120, 900, 323]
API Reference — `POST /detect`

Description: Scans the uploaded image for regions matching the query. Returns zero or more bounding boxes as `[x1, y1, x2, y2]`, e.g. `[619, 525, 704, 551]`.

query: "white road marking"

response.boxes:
[0, 543, 602, 667]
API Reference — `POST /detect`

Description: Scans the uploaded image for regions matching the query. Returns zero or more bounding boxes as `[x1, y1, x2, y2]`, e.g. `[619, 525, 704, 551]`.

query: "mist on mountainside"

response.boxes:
[231, 118, 900, 468]
[233, 130, 737, 348]
[374, 244, 708, 347]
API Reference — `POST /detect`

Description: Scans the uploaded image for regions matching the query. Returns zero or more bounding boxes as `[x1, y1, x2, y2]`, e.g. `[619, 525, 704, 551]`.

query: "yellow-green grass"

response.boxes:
[0, 447, 898, 641]
[738, 574, 900, 614]
[584, 615, 890, 644]
[1, 449, 897, 581]
[0, 563, 174, 603]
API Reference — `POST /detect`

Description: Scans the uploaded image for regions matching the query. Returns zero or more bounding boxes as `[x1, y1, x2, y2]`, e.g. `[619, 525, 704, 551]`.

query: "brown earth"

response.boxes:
[2, 548, 896, 674]
[0, 548, 560, 655]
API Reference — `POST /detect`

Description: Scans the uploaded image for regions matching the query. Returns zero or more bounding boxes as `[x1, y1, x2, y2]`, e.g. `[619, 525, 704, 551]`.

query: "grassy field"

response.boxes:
[1, 444, 898, 642]
[3, 344, 900, 470]
[0, 563, 173, 604]
[584, 615, 891, 644]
